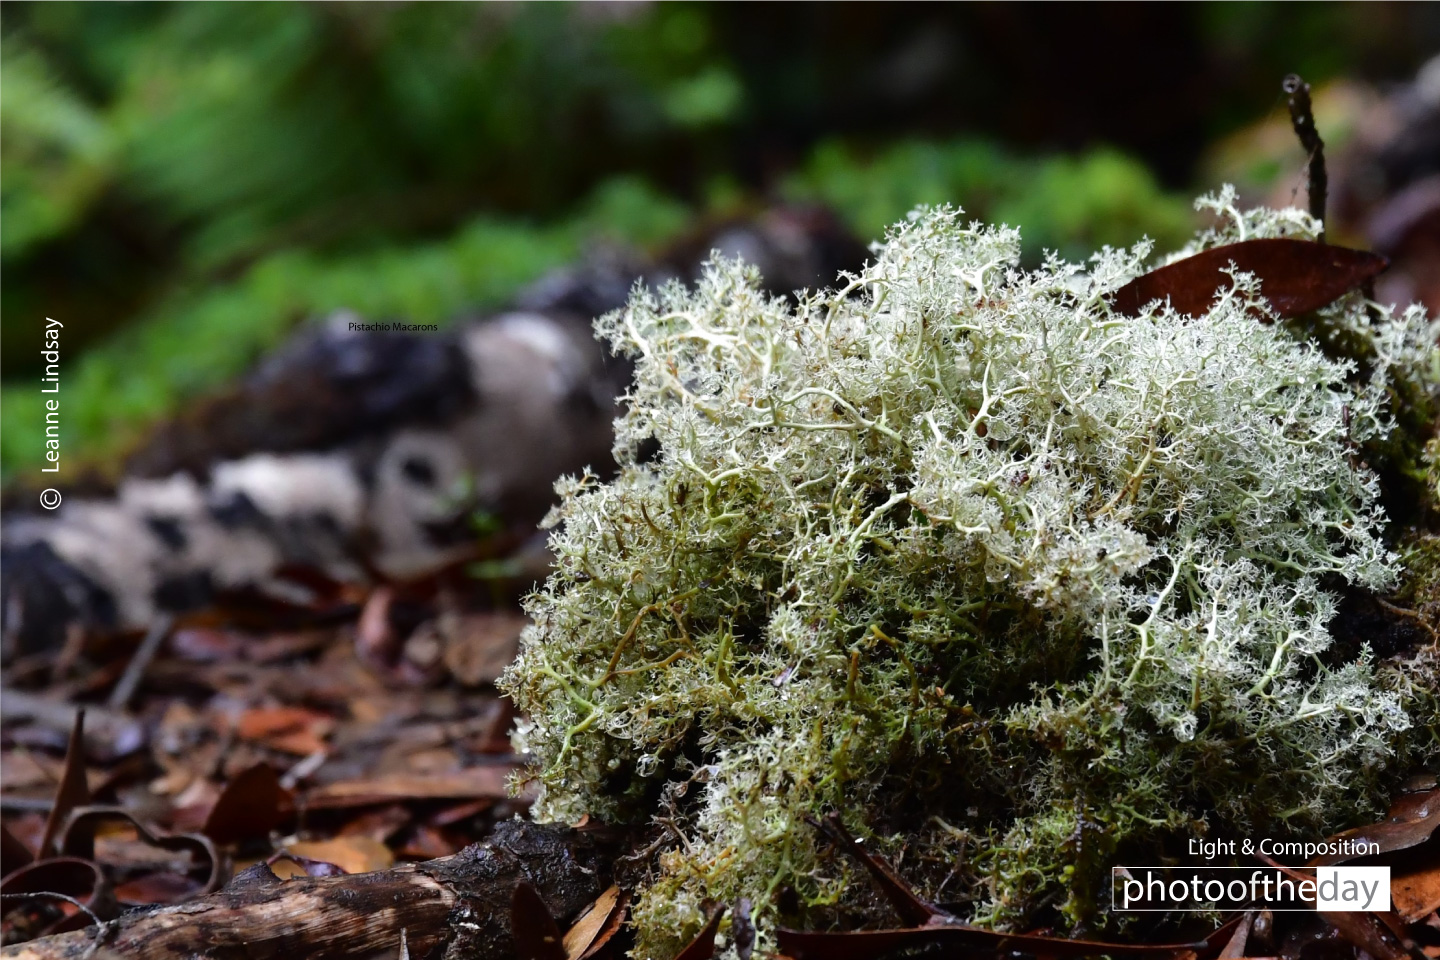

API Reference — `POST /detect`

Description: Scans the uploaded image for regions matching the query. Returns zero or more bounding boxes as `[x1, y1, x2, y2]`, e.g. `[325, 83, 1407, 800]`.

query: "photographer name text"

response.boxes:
[41, 317, 62, 473]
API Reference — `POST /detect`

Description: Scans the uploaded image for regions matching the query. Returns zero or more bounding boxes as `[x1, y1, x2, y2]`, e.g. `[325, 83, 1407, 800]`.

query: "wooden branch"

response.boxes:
[3, 822, 608, 960]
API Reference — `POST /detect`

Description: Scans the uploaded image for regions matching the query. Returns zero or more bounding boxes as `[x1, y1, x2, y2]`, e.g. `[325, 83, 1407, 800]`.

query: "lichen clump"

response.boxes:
[503, 192, 1438, 955]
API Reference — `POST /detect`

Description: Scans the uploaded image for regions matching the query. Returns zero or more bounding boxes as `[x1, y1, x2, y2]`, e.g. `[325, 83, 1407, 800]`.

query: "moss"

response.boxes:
[502, 192, 1439, 957]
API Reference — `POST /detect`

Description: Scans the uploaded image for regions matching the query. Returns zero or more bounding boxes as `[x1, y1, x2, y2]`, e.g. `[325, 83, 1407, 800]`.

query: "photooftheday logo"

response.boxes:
[1113, 866, 1390, 913]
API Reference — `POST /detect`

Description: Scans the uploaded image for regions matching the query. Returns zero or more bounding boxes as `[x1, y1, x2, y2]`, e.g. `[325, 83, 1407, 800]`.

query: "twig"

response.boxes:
[106, 615, 173, 712]
[2, 821, 609, 960]
[0, 893, 103, 931]
[1283, 73, 1328, 241]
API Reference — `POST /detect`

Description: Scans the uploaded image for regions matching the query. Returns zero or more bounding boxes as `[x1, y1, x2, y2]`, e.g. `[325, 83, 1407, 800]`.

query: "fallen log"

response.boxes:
[3, 821, 607, 960]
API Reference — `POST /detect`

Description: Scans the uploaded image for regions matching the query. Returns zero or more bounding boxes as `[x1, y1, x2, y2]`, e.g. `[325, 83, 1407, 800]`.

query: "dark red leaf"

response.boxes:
[203, 763, 293, 846]
[1109, 239, 1387, 320]
[512, 880, 567, 960]
[673, 906, 726, 960]
[1311, 785, 1439, 866]
[38, 709, 92, 860]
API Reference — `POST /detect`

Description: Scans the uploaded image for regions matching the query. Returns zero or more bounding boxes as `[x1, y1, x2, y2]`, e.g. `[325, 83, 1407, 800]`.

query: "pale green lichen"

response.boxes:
[502, 191, 1439, 957]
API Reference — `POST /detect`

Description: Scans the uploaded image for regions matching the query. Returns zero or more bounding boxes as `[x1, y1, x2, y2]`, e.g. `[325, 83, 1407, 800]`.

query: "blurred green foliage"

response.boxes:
[3, 2, 1432, 482]
[786, 140, 1195, 260]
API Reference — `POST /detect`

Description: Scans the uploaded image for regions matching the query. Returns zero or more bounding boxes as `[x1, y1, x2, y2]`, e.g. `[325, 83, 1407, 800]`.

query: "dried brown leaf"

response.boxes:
[302, 766, 514, 808]
[563, 885, 622, 960]
[282, 836, 393, 875]
[1393, 862, 1440, 925]
[38, 711, 91, 860]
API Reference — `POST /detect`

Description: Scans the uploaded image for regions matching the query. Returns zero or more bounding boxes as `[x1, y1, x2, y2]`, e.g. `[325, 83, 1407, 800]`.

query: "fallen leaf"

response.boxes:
[303, 766, 514, 808]
[203, 763, 293, 845]
[1109, 238, 1388, 320]
[264, 727, 334, 757]
[673, 907, 726, 960]
[38, 711, 91, 860]
[62, 805, 221, 897]
[563, 885, 622, 960]
[441, 612, 526, 687]
[1, 750, 61, 792]
[579, 891, 629, 960]
[283, 836, 394, 875]
[1311, 787, 1439, 865]
[1318, 910, 1417, 960]
[236, 705, 335, 743]
[246, 630, 334, 664]
[429, 798, 495, 827]
[1256, 853, 1419, 960]
[1393, 862, 1440, 925]
[394, 824, 462, 860]
[513, 881, 567, 960]
[336, 805, 412, 843]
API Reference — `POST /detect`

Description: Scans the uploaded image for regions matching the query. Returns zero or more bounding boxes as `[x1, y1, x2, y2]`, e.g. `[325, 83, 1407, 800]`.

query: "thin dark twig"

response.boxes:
[0, 891, 103, 928]
[0, 893, 119, 960]
[1283, 73, 1328, 241]
[107, 613, 174, 711]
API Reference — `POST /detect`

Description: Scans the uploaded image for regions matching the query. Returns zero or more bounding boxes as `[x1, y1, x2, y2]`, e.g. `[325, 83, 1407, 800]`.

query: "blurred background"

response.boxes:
[4, 1, 1439, 483]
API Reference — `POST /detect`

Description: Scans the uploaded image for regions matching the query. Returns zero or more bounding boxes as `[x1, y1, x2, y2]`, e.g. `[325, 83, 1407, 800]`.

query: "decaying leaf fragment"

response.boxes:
[1109, 238, 1387, 319]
